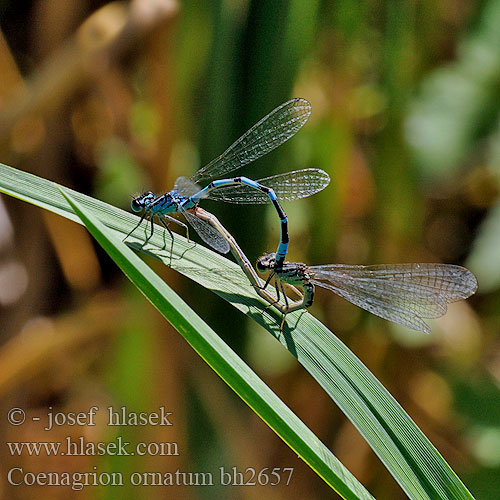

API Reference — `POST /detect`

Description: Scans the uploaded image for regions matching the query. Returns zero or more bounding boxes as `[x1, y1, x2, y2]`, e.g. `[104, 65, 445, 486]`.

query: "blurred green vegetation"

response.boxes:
[0, 0, 499, 499]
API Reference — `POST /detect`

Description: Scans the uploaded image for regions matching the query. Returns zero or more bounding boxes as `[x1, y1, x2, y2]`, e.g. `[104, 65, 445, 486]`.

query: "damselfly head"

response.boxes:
[131, 191, 155, 212]
[257, 253, 277, 273]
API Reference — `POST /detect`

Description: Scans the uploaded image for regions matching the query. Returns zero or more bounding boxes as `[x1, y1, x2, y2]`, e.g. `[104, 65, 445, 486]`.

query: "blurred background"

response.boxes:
[0, 0, 499, 498]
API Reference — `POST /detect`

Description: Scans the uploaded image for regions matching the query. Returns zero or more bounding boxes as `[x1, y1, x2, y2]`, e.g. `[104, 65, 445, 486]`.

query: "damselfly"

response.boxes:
[193, 206, 301, 316]
[256, 253, 478, 333]
[126, 98, 329, 265]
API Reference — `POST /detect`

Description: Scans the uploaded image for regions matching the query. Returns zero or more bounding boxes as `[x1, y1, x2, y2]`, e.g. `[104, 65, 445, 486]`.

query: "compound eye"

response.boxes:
[131, 198, 142, 212]
[257, 253, 275, 272]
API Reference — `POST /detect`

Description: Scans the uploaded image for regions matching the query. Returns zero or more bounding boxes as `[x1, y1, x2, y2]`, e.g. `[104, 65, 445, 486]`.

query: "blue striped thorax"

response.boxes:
[151, 192, 184, 214]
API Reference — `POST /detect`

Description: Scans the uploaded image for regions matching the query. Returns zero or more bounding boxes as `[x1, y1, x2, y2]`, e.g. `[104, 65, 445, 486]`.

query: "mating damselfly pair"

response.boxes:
[127, 98, 477, 334]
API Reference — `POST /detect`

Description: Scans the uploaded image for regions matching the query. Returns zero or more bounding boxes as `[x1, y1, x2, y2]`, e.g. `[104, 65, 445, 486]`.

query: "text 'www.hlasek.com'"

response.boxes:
[5, 405, 294, 491]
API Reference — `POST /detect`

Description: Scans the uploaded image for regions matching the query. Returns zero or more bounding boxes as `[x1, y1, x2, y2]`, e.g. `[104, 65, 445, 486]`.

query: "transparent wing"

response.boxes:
[206, 168, 330, 204]
[173, 176, 204, 198]
[309, 263, 478, 334]
[182, 209, 230, 254]
[191, 98, 311, 184]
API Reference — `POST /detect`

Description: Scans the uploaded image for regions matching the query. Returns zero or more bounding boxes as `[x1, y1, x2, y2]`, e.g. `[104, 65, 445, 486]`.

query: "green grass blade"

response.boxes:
[0, 162, 475, 499]
[58, 185, 371, 499]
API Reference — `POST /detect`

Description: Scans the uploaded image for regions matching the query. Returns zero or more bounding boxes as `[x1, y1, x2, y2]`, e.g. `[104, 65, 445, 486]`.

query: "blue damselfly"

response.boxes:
[127, 99, 329, 266]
